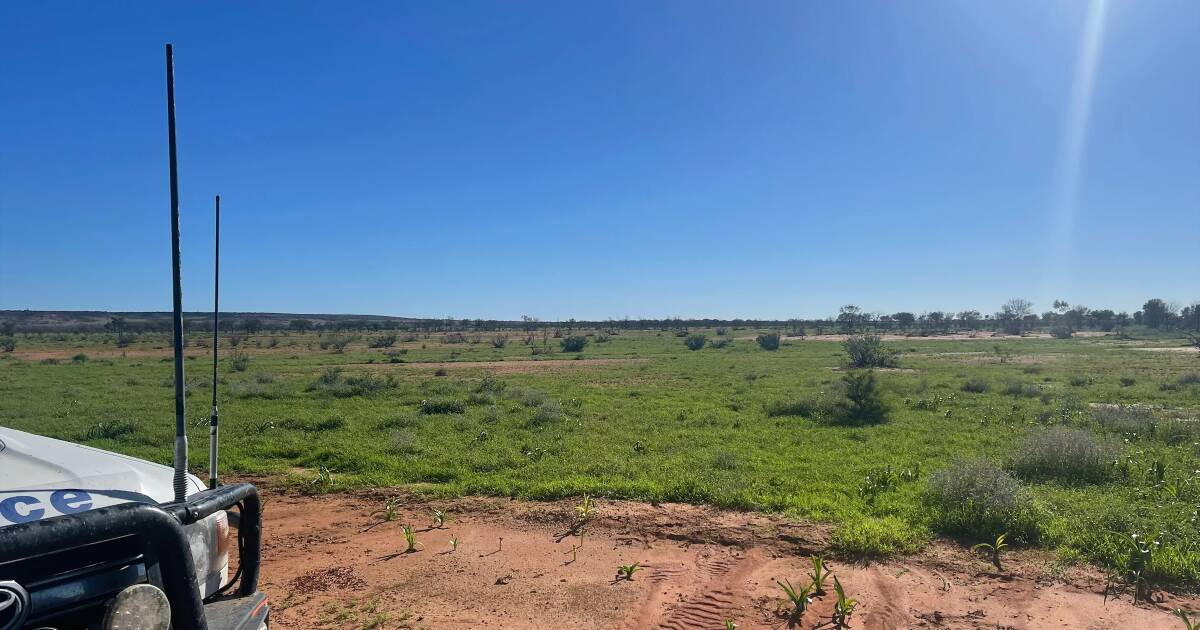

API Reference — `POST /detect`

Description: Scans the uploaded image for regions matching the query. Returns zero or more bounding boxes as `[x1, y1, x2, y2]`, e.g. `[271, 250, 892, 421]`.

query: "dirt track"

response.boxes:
[254, 486, 1198, 629]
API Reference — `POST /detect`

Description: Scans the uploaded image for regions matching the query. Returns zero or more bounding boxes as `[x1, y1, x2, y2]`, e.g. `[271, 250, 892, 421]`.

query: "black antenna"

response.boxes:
[166, 43, 189, 504]
[209, 194, 220, 489]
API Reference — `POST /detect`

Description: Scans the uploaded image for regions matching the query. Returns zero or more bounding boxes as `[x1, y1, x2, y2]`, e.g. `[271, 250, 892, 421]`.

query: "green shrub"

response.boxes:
[0, 337, 14, 352]
[528, 401, 565, 427]
[708, 338, 731, 349]
[72, 353, 89, 364]
[1119, 376, 1136, 387]
[1179, 372, 1200, 386]
[1068, 375, 1092, 387]
[1002, 380, 1041, 398]
[842, 334, 898, 368]
[492, 335, 508, 348]
[962, 378, 989, 393]
[560, 336, 588, 352]
[1051, 326, 1073, 339]
[712, 450, 738, 470]
[420, 398, 465, 414]
[828, 370, 889, 425]
[927, 458, 1039, 541]
[306, 368, 391, 397]
[756, 332, 780, 351]
[1011, 427, 1113, 484]
[228, 350, 250, 372]
[685, 334, 707, 351]
[369, 334, 397, 348]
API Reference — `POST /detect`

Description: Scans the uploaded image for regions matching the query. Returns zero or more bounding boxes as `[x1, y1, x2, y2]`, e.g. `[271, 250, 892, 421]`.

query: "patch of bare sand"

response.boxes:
[251, 486, 1197, 629]
[1134, 346, 1200, 353]
[376, 358, 646, 374]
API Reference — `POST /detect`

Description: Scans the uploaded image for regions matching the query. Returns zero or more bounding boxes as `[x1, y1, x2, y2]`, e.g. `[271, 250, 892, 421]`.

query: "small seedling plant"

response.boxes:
[575, 494, 597, 521]
[370, 498, 401, 523]
[809, 556, 831, 594]
[832, 577, 859, 627]
[430, 508, 449, 529]
[776, 578, 814, 619]
[724, 620, 737, 630]
[401, 525, 421, 553]
[1176, 609, 1199, 630]
[971, 533, 1008, 571]
[449, 537, 459, 552]
[616, 563, 641, 581]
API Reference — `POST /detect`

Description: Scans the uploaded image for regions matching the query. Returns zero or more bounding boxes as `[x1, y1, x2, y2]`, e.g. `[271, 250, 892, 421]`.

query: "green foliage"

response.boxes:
[0, 337, 14, 352]
[419, 398, 465, 414]
[756, 332, 780, 351]
[684, 334, 707, 351]
[560, 336, 588, 352]
[961, 377, 989, 393]
[401, 524, 421, 553]
[85, 419, 137, 441]
[842, 334, 898, 368]
[970, 532, 1008, 571]
[615, 563, 641, 580]
[828, 370, 889, 425]
[831, 576, 859, 627]
[369, 334, 398, 348]
[775, 578, 814, 618]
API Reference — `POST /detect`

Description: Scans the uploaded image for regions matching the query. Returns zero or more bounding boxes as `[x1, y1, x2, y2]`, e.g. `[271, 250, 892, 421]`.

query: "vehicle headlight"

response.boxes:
[182, 510, 230, 599]
[102, 584, 170, 630]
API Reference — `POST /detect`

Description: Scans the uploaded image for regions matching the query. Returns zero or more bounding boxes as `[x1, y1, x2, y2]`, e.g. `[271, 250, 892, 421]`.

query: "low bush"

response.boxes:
[492, 335, 508, 348]
[369, 334, 397, 348]
[228, 351, 250, 372]
[1010, 427, 1113, 484]
[962, 378, 989, 393]
[0, 337, 14, 352]
[420, 398, 465, 414]
[828, 370, 889, 425]
[842, 334, 898, 368]
[685, 334, 707, 351]
[1119, 376, 1136, 387]
[1002, 380, 1041, 398]
[756, 332, 780, 351]
[1068, 375, 1092, 387]
[712, 450, 738, 470]
[560, 336, 588, 352]
[708, 338, 731, 349]
[528, 401, 565, 427]
[927, 458, 1039, 541]
[1179, 372, 1200, 385]
[1051, 326, 1074, 339]
[72, 353, 89, 364]
[1092, 405, 1156, 438]
[306, 368, 392, 397]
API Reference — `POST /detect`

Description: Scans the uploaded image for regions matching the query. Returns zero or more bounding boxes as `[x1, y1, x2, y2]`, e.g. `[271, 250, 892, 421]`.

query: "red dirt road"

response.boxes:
[255, 487, 1198, 629]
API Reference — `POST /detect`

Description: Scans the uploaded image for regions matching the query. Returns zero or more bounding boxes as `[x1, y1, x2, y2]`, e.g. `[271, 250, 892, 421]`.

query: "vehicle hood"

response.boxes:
[0, 426, 205, 526]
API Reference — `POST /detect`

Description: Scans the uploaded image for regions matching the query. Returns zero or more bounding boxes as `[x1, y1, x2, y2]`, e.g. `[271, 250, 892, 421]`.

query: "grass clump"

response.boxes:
[842, 334, 898, 368]
[927, 458, 1039, 542]
[84, 419, 137, 441]
[228, 350, 250, 372]
[1010, 427, 1113, 484]
[766, 397, 825, 418]
[832, 516, 925, 557]
[685, 334, 707, 351]
[306, 368, 392, 398]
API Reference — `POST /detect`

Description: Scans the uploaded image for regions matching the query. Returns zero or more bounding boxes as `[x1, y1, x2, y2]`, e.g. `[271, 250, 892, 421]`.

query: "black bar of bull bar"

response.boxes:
[0, 483, 262, 630]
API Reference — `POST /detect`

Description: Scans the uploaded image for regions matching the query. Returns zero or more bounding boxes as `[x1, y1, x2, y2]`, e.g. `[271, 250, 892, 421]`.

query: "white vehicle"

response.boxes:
[0, 44, 269, 630]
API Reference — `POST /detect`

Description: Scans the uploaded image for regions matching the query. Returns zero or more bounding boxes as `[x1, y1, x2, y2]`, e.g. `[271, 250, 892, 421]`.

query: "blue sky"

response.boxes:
[2, 1, 1197, 320]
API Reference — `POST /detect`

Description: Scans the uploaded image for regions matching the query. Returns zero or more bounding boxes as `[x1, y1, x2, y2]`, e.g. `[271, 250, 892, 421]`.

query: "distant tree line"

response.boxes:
[2, 297, 1197, 337]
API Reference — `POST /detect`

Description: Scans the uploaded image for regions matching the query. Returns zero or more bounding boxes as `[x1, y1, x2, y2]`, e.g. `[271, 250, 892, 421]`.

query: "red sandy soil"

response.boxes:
[251, 486, 1198, 629]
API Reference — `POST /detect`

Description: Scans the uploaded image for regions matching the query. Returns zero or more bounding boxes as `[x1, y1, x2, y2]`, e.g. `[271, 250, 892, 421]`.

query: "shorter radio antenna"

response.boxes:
[209, 194, 221, 489]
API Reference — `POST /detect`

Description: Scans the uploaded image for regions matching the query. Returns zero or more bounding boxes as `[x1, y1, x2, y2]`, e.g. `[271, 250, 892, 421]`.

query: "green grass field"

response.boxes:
[2, 329, 1198, 588]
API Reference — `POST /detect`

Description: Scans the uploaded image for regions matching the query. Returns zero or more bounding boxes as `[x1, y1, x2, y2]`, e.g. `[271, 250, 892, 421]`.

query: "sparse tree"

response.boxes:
[837, 305, 862, 332]
[242, 317, 262, 334]
[891, 312, 916, 330]
[1142, 299, 1170, 329]
[998, 298, 1033, 335]
[957, 310, 982, 330]
[290, 319, 313, 333]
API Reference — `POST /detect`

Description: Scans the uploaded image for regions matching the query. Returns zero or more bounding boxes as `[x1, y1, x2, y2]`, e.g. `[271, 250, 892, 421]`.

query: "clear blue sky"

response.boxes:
[2, 1, 1197, 320]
